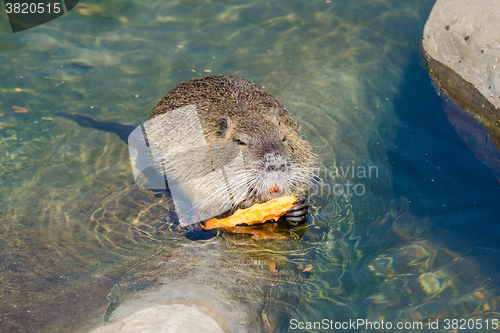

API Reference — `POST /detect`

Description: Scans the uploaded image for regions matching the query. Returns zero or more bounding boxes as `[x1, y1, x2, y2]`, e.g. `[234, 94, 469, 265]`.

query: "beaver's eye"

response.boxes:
[217, 116, 230, 138]
[235, 139, 246, 146]
[282, 136, 286, 142]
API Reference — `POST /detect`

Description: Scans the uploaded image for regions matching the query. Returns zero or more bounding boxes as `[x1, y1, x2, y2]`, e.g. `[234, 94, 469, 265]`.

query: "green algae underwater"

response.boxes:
[0, 0, 499, 332]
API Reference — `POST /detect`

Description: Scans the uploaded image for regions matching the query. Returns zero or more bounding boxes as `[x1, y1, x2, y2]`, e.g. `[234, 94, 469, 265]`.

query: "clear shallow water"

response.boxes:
[0, 0, 499, 332]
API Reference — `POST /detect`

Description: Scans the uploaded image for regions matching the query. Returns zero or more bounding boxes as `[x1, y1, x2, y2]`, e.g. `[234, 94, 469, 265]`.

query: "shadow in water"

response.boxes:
[388, 54, 500, 269]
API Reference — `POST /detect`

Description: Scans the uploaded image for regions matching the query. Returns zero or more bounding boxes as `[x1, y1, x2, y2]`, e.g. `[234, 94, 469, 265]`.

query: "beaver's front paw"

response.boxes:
[285, 197, 308, 226]
[185, 222, 216, 241]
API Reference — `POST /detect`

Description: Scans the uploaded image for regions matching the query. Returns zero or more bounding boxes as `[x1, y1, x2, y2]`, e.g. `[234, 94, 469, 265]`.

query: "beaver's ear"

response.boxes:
[216, 116, 230, 138]
[270, 107, 281, 119]
[270, 107, 284, 126]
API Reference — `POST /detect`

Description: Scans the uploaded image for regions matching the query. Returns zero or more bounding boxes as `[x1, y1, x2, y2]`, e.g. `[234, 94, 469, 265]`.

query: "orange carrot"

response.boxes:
[201, 196, 296, 230]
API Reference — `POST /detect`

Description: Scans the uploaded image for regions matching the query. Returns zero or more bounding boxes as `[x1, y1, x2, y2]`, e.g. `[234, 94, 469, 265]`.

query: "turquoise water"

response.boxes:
[0, 0, 499, 332]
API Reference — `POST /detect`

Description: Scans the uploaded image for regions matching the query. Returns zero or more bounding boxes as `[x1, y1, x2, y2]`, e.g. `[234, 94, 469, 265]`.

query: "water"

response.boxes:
[0, 0, 499, 332]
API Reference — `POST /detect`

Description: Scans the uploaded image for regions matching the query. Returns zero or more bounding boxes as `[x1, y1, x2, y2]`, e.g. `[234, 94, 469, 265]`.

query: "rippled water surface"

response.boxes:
[1, 0, 499, 332]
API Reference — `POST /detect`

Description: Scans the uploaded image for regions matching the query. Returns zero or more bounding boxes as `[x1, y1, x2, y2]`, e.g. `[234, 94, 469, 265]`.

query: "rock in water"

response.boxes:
[422, 0, 500, 179]
[423, 0, 500, 110]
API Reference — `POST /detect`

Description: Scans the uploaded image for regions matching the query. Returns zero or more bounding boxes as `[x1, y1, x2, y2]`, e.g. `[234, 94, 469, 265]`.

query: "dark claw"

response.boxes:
[285, 197, 308, 226]
[285, 209, 308, 217]
[286, 215, 307, 226]
[287, 203, 308, 213]
[293, 197, 306, 205]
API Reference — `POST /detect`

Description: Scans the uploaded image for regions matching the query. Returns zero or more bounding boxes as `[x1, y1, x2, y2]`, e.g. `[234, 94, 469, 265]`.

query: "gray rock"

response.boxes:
[422, 0, 500, 179]
[89, 298, 229, 333]
[88, 240, 277, 333]
[423, 0, 500, 110]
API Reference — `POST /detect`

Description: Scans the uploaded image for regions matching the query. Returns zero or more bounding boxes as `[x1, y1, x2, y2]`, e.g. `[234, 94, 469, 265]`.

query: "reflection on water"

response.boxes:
[0, 0, 499, 332]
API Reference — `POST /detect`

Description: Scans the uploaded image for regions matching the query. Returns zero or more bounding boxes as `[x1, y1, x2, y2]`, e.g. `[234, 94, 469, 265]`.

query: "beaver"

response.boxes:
[148, 76, 315, 225]
[56, 75, 314, 226]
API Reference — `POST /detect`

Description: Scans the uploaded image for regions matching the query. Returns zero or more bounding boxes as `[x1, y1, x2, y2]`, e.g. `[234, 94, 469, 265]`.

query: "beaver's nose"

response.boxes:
[266, 164, 286, 172]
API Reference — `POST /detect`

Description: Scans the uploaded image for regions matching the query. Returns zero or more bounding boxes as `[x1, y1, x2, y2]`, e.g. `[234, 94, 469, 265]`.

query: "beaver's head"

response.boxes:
[149, 75, 316, 213]
[213, 107, 315, 206]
